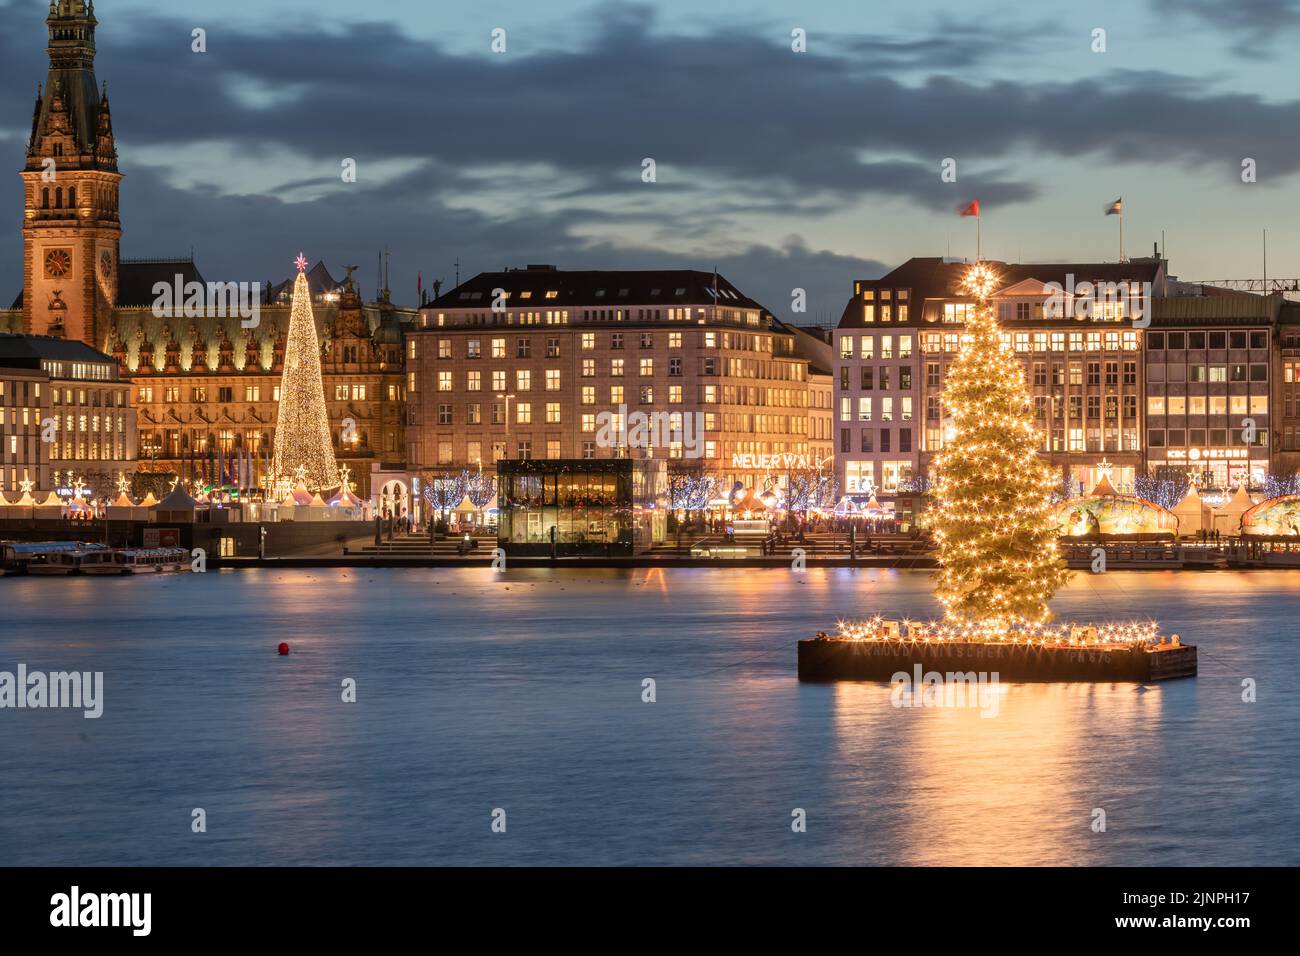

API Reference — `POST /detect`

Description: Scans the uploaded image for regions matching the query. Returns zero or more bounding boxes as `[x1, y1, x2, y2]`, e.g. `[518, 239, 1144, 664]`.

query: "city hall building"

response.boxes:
[0, 1, 417, 500]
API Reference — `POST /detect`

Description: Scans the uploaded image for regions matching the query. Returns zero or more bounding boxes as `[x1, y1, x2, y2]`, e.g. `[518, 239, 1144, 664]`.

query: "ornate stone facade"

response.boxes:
[1, 3, 415, 498]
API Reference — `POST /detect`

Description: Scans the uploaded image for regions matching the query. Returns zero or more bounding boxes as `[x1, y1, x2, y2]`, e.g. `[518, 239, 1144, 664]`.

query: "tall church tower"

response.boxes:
[21, 0, 121, 347]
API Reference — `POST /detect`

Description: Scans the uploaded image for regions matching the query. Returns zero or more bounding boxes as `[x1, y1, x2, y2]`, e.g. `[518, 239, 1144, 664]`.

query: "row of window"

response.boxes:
[839, 397, 915, 422]
[136, 384, 404, 404]
[425, 437, 724, 466]
[926, 330, 1140, 352]
[430, 388, 713, 424]
[0, 407, 39, 427]
[1147, 364, 1268, 383]
[0, 380, 40, 403]
[5, 434, 128, 458]
[1148, 396, 1268, 415]
[1148, 428, 1268, 448]
[1147, 331, 1268, 351]
[838, 334, 915, 360]
[838, 427, 913, 454]
[1030, 361, 1139, 387]
[840, 367, 915, 390]
[40, 361, 115, 382]
[416, 329, 772, 359]
[842, 329, 1271, 356]
[1031, 396, 1139, 419]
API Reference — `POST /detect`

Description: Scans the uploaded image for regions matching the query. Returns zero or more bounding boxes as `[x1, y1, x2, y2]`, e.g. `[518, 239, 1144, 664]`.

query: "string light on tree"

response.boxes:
[272, 254, 339, 491]
[929, 262, 1070, 633]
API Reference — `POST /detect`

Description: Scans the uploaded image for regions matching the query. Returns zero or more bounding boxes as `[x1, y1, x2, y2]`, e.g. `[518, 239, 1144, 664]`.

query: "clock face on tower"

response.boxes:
[44, 248, 72, 279]
[100, 249, 113, 278]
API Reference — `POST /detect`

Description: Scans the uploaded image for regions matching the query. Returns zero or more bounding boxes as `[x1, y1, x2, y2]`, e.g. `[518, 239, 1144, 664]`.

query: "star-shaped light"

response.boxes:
[295, 253, 309, 273]
[960, 262, 1000, 301]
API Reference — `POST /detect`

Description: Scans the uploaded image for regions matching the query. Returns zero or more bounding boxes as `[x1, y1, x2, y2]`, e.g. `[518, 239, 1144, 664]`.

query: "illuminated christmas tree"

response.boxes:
[930, 263, 1069, 632]
[272, 255, 338, 491]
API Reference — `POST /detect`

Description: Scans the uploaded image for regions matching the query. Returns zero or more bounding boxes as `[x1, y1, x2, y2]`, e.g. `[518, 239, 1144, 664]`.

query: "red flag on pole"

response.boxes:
[959, 200, 980, 217]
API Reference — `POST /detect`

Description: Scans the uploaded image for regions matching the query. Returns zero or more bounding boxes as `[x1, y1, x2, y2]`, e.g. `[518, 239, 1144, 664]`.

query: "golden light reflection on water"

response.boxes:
[828, 678, 1166, 865]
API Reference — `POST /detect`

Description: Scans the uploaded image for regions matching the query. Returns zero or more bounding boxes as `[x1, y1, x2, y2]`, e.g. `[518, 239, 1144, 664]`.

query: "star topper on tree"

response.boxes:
[295, 253, 309, 273]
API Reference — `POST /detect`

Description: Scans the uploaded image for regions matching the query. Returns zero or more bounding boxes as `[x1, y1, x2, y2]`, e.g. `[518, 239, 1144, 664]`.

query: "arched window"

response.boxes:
[42, 188, 49, 208]
[54, 188, 62, 209]
[68, 187, 76, 207]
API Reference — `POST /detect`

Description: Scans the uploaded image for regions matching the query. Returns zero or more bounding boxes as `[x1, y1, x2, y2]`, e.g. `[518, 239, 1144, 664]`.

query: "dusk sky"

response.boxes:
[2, 0, 1298, 322]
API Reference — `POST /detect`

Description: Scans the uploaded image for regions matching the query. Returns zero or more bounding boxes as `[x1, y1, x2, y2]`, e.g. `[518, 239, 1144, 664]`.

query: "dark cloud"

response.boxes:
[2, 1, 1299, 319]
[1152, 0, 1300, 52]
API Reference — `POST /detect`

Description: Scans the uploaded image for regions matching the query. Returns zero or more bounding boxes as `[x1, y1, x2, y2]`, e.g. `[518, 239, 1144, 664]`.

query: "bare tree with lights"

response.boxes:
[930, 264, 1070, 632]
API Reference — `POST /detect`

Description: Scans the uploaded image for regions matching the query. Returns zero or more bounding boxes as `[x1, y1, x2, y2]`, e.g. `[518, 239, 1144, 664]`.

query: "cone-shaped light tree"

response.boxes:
[930, 263, 1070, 632]
[273, 255, 338, 491]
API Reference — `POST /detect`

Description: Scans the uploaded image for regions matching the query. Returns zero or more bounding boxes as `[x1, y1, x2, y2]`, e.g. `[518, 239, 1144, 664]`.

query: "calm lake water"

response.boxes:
[0, 567, 1295, 866]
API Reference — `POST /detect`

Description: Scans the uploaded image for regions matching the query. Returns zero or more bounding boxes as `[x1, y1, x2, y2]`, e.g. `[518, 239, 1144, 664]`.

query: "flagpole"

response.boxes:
[1119, 208, 1124, 262]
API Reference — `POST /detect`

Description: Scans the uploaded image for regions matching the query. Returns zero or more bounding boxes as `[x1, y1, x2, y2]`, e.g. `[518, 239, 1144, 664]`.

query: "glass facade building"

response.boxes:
[498, 458, 667, 555]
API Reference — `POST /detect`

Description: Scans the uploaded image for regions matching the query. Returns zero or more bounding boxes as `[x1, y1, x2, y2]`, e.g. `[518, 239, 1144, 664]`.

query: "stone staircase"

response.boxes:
[352, 531, 492, 557]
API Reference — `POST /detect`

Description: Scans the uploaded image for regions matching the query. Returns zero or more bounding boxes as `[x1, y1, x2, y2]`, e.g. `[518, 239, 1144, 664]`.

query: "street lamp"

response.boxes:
[497, 392, 515, 448]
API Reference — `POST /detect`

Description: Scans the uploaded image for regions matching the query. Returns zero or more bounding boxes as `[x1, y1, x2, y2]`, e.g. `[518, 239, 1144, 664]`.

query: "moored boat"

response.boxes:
[2, 541, 110, 574]
[28, 547, 117, 576]
[106, 547, 191, 574]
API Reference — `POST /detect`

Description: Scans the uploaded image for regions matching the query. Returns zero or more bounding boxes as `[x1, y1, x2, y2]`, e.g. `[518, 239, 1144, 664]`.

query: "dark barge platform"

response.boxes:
[798, 637, 1197, 682]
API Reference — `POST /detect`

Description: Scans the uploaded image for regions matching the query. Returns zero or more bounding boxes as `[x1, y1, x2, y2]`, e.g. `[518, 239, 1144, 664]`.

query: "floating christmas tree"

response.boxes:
[930, 263, 1070, 632]
[273, 254, 338, 491]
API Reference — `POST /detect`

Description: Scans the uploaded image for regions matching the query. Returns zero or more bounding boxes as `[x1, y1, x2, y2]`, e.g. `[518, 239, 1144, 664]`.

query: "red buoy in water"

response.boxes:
[277, 642, 290, 656]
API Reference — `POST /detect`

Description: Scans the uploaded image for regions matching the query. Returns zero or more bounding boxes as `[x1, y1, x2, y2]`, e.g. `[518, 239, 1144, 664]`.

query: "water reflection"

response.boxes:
[0, 567, 1296, 865]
